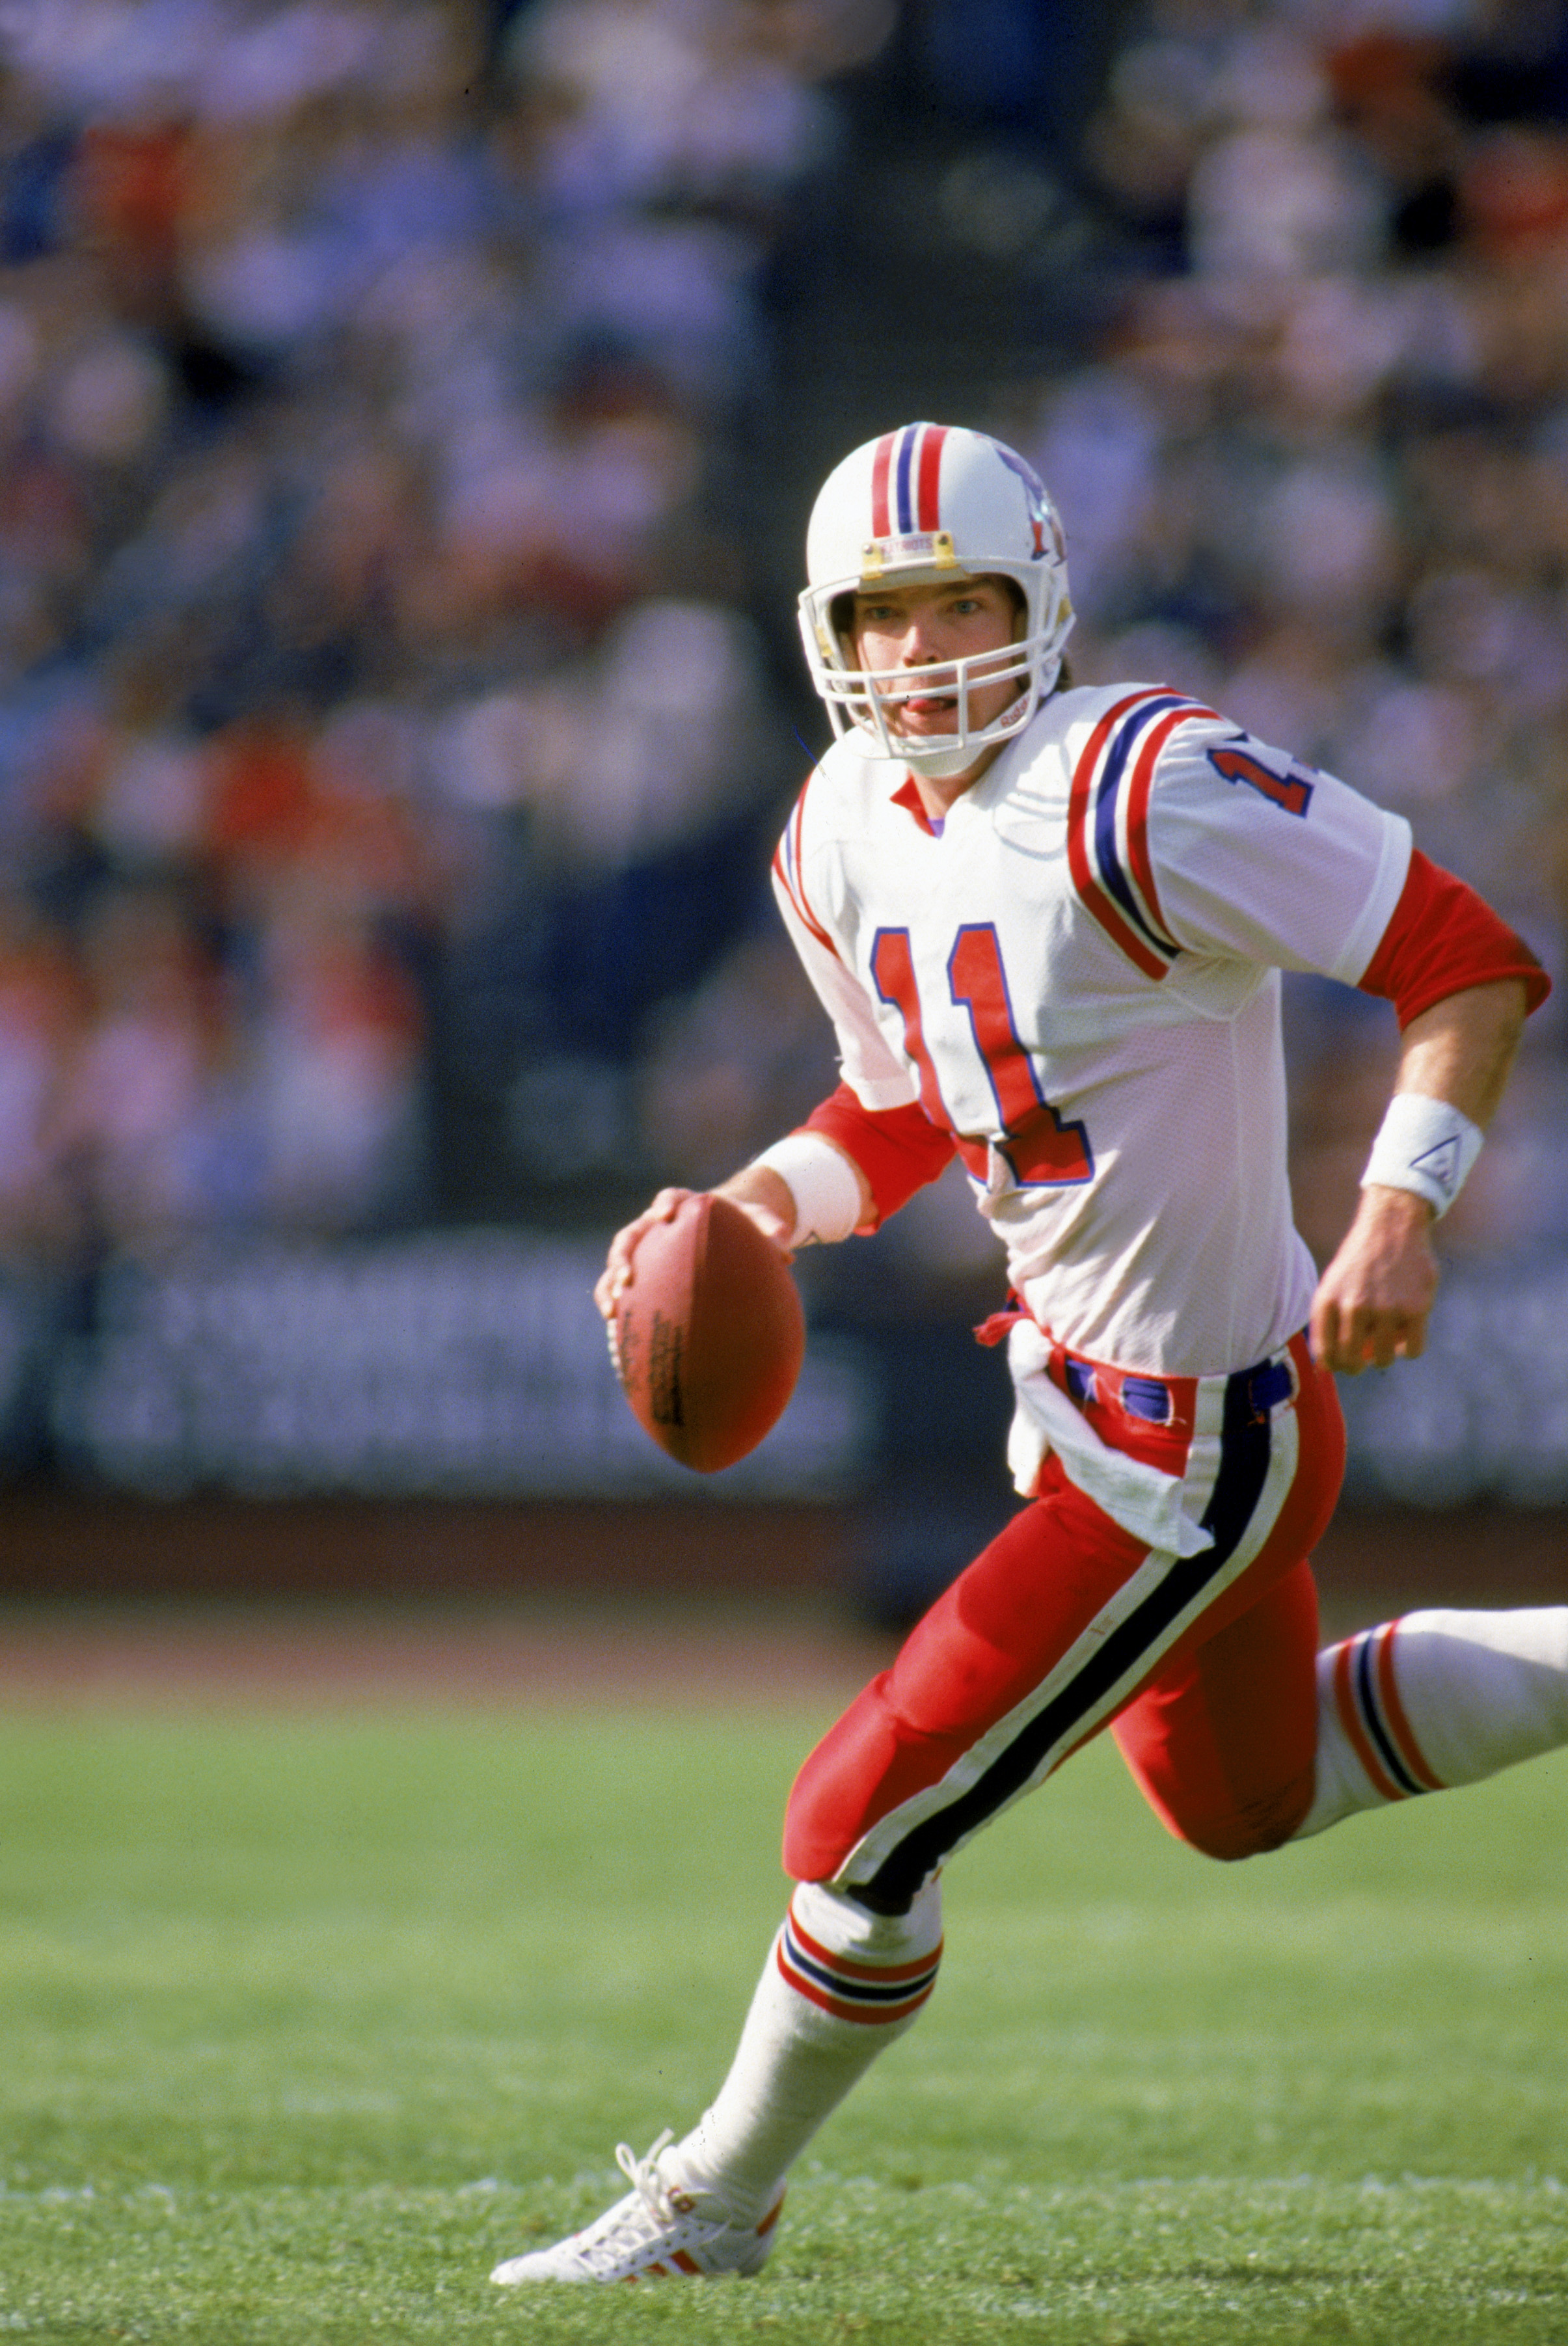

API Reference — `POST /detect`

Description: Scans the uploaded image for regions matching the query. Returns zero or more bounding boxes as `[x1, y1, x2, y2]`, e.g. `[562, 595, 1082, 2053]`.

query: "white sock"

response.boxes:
[665, 1876, 943, 2225]
[1297, 1608, 1568, 1838]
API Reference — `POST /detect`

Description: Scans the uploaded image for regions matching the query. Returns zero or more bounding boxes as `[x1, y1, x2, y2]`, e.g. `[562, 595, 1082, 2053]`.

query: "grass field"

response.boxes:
[2, 1683, 1566, 2344]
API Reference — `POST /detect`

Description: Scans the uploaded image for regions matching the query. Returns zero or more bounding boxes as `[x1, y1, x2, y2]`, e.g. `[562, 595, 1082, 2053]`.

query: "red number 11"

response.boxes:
[872, 923, 1094, 1188]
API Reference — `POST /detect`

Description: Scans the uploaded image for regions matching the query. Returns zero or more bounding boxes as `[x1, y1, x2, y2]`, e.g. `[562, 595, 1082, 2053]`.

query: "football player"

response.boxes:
[493, 424, 1565, 2286]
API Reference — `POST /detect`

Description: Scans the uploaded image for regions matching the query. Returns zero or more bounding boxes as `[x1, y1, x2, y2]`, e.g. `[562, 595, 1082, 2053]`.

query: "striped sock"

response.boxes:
[667, 1877, 942, 2225]
[1295, 1608, 1568, 1839]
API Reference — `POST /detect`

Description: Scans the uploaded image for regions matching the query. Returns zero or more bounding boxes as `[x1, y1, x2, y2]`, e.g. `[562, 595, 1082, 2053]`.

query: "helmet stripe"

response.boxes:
[895, 424, 918, 533]
[870, 435, 895, 537]
[916, 424, 947, 531]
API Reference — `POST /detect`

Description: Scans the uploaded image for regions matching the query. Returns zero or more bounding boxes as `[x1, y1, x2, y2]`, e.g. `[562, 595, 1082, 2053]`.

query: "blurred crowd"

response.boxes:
[0, 0, 884, 1261]
[0, 0, 1565, 1289]
[1038, 0, 1568, 1268]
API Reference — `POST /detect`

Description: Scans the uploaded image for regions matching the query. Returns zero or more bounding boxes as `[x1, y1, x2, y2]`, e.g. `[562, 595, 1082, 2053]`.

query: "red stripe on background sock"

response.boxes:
[1375, 1621, 1445, 1791]
[1333, 1639, 1404, 1802]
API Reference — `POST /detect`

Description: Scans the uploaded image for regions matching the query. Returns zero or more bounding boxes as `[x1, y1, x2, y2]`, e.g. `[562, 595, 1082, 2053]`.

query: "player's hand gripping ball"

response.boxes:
[614, 1194, 805, 1472]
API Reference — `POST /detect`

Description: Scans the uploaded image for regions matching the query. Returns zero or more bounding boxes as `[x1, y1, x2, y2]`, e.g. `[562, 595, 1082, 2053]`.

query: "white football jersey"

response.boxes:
[772, 681, 1413, 1377]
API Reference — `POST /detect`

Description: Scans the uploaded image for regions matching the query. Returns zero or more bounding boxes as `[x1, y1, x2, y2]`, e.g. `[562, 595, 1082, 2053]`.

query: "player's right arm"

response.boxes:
[597, 772, 947, 1327]
[762, 778, 958, 1232]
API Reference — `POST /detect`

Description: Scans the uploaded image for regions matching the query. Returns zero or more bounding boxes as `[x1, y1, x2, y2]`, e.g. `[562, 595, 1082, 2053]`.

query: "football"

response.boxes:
[614, 1193, 805, 1472]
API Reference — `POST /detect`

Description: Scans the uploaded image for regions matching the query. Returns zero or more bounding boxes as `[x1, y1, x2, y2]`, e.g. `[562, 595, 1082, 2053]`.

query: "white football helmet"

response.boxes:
[798, 422, 1074, 778]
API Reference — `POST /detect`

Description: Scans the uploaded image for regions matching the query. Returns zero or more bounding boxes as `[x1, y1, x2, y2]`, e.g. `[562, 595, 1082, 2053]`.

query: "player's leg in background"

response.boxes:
[1110, 1548, 1568, 1854]
[1109, 1334, 1347, 1861]
[1296, 1606, 1568, 1836]
[1112, 1556, 1321, 1857]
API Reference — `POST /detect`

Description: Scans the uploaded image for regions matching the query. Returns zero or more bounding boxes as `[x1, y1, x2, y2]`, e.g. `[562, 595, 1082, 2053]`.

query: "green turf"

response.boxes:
[1, 1693, 1565, 2343]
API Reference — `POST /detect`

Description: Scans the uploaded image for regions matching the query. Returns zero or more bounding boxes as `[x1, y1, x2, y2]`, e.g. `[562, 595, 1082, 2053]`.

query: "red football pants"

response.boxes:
[786, 1332, 1344, 1903]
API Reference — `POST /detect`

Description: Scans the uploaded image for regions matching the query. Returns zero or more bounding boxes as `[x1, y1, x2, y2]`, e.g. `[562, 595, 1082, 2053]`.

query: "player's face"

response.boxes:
[850, 576, 1022, 743]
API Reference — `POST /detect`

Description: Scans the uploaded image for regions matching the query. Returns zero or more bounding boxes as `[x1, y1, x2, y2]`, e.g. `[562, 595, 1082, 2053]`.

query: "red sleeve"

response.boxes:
[801, 1083, 957, 1231]
[1357, 850, 1550, 1028]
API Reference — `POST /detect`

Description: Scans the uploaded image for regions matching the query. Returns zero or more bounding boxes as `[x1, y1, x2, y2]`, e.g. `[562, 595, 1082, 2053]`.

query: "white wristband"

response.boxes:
[750, 1133, 863, 1247]
[1360, 1092, 1484, 1219]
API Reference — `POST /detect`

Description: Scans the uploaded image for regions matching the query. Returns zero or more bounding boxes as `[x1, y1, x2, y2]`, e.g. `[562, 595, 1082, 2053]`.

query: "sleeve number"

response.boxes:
[1208, 743, 1314, 818]
[872, 923, 1094, 1189]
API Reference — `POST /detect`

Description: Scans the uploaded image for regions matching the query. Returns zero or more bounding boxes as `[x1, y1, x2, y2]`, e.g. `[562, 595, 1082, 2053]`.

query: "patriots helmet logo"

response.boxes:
[990, 438, 1057, 562]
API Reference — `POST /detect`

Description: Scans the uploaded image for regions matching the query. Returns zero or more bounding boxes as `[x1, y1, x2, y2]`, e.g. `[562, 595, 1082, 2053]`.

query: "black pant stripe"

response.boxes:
[855, 1367, 1276, 1912]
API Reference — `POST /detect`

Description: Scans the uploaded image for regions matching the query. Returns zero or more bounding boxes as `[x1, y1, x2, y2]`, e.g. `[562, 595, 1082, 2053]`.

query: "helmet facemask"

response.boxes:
[804, 565, 1069, 779]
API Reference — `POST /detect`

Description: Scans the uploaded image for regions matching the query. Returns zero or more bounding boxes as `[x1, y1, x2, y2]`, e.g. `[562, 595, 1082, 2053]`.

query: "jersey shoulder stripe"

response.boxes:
[772, 772, 841, 961]
[1066, 689, 1220, 978]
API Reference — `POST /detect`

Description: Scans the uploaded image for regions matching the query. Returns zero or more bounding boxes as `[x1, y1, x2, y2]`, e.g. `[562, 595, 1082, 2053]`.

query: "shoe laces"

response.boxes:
[554, 2133, 683, 2278]
[614, 2127, 678, 2222]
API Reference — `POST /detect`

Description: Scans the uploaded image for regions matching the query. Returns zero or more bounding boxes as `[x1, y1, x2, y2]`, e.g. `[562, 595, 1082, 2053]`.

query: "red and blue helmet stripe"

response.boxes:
[869, 423, 948, 539]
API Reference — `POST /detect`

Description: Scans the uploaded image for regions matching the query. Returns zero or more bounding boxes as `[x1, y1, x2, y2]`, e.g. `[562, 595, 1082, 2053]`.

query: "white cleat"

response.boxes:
[490, 2129, 783, 2285]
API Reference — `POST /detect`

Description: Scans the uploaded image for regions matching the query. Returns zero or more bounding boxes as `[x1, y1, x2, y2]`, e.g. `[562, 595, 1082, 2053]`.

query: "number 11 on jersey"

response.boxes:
[872, 923, 1094, 1188]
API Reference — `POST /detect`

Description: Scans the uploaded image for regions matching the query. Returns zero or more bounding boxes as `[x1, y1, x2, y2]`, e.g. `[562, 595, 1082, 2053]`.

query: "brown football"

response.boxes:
[614, 1193, 805, 1472]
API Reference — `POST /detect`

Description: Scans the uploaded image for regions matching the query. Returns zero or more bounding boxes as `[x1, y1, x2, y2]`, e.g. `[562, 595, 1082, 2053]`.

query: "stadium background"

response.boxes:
[0, 0, 1565, 1623]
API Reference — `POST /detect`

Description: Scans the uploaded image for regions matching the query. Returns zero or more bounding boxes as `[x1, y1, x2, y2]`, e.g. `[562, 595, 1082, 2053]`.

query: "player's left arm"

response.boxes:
[1311, 850, 1551, 1371]
[1310, 976, 1527, 1374]
[1145, 729, 1550, 1372]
